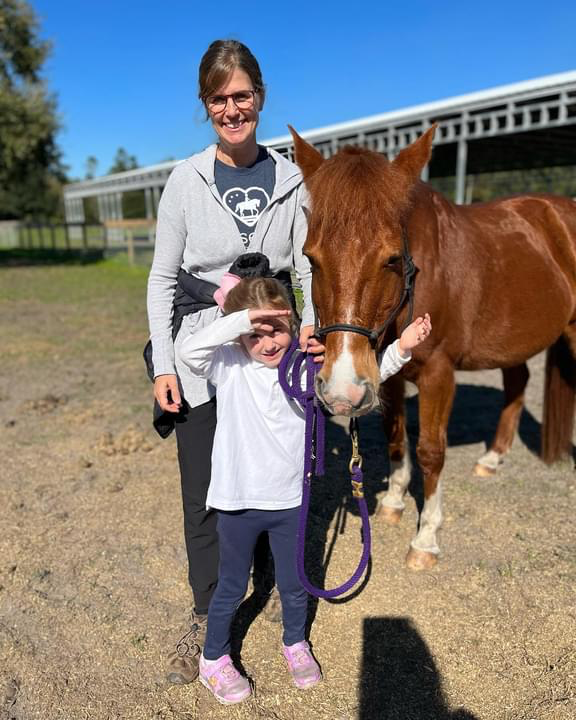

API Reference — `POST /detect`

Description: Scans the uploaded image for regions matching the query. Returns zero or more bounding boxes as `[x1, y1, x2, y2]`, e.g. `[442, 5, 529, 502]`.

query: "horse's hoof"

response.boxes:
[406, 547, 438, 571]
[473, 462, 497, 477]
[376, 504, 403, 526]
[474, 450, 502, 477]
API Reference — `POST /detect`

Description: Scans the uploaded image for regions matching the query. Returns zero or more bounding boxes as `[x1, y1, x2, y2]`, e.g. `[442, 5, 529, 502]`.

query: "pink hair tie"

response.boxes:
[214, 272, 242, 308]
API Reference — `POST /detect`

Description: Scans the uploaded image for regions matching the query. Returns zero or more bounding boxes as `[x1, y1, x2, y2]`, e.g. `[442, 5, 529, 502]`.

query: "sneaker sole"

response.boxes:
[293, 675, 323, 690]
[198, 674, 251, 705]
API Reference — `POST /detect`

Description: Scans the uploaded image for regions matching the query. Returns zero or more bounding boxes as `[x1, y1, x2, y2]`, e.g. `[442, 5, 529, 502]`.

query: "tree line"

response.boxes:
[2, 1, 574, 224]
[0, 0, 140, 222]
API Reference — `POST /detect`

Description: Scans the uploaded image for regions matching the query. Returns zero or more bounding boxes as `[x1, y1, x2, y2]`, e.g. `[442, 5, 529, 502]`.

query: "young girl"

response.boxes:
[178, 276, 431, 704]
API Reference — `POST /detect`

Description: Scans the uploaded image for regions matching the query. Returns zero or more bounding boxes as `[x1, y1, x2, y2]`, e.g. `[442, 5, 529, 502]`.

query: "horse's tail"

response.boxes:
[541, 334, 576, 463]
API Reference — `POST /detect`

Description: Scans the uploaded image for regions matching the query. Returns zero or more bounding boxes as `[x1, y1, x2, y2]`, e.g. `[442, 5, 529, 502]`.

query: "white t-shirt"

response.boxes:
[178, 310, 411, 511]
[179, 310, 305, 511]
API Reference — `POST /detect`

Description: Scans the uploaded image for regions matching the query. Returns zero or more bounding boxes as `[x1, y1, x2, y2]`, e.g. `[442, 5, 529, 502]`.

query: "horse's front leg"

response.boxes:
[377, 374, 411, 525]
[407, 354, 455, 571]
[474, 363, 529, 476]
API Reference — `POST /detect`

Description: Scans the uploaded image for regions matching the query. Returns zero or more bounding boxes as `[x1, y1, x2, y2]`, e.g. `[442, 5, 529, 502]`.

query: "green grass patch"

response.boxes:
[0, 256, 149, 304]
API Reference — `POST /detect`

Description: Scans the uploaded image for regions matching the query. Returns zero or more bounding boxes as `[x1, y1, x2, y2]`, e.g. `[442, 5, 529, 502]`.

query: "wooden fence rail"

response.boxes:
[2, 220, 157, 265]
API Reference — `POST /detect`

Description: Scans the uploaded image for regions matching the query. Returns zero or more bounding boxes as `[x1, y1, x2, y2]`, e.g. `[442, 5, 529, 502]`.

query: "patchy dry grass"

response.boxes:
[0, 259, 575, 720]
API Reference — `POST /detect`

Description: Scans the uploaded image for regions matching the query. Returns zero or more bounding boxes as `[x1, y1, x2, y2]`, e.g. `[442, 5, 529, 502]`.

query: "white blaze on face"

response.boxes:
[323, 316, 367, 411]
[328, 332, 357, 399]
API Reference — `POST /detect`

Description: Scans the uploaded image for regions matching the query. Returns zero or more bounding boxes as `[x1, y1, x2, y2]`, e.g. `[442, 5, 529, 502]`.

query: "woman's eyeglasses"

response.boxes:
[206, 90, 257, 113]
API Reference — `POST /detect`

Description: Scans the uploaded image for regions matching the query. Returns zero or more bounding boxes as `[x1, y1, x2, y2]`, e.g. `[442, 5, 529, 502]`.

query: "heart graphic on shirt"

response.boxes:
[222, 186, 270, 228]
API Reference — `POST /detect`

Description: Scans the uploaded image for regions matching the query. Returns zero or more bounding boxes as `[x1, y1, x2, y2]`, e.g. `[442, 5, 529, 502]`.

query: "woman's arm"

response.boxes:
[291, 183, 314, 328]
[291, 183, 325, 358]
[146, 165, 188, 378]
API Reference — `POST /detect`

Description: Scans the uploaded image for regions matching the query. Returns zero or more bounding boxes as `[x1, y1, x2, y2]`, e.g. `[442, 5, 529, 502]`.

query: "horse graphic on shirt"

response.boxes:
[237, 197, 261, 217]
[222, 187, 270, 228]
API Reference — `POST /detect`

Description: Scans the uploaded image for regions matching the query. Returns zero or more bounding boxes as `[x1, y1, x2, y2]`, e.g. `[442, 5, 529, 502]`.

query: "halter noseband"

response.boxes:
[314, 231, 417, 348]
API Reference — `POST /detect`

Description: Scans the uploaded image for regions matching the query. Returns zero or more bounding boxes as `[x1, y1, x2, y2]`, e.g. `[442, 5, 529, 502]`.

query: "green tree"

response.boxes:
[108, 147, 138, 174]
[0, 0, 67, 220]
[85, 155, 98, 180]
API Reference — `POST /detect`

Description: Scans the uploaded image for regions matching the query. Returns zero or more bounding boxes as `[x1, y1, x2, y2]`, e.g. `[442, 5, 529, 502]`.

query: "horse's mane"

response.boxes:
[306, 146, 411, 242]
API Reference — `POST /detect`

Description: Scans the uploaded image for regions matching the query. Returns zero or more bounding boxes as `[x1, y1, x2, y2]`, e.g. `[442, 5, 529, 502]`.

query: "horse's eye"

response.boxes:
[385, 255, 402, 268]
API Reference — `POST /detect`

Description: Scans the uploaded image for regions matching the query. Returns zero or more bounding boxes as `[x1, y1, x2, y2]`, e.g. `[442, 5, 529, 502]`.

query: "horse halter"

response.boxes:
[314, 231, 417, 348]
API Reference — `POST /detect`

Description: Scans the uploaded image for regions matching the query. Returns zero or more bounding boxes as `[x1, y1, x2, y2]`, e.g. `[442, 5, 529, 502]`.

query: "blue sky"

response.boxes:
[32, 0, 576, 180]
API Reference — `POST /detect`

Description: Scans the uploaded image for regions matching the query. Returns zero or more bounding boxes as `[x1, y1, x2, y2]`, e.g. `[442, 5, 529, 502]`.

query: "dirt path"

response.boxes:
[0, 263, 574, 720]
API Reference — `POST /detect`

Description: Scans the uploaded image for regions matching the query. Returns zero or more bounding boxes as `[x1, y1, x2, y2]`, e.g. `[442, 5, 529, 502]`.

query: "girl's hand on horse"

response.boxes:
[300, 324, 325, 363]
[248, 308, 292, 333]
[154, 373, 182, 413]
[398, 313, 432, 357]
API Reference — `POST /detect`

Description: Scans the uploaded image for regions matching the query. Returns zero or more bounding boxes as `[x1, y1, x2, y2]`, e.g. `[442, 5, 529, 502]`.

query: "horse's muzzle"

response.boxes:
[315, 377, 377, 416]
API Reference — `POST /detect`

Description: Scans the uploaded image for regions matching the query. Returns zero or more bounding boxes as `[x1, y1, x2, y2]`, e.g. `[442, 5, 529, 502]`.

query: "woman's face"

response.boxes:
[206, 68, 261, 158]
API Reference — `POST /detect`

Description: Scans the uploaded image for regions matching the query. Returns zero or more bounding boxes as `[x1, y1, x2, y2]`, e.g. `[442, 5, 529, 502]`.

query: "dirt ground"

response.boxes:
[1, 260, 575, 720]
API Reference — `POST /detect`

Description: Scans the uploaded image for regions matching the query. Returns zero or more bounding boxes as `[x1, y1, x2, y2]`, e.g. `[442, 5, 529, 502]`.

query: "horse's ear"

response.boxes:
[393, 124, 437, 184]
[288, 125, 325, 180]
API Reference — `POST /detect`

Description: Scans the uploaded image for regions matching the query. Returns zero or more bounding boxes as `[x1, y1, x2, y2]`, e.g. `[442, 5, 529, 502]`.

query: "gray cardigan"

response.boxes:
[146, 144, 313, 409]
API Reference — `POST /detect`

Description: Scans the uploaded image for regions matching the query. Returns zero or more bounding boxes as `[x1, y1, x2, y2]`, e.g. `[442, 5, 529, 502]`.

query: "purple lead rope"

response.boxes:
[278, 340, 371, 599]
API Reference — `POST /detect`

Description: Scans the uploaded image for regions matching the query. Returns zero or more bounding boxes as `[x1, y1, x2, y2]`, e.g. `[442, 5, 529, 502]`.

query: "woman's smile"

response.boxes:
[208, 68, 261, 166]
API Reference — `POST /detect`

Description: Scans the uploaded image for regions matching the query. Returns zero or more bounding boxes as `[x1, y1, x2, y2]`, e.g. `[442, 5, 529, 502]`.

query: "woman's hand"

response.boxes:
[154, 374, 182, 413]
[299, 324, 325, 364]
[398, 313, 432, 357]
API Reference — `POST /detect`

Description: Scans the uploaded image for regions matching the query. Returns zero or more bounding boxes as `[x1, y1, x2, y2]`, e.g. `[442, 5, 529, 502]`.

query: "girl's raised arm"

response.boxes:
[178, 310, 253, 380]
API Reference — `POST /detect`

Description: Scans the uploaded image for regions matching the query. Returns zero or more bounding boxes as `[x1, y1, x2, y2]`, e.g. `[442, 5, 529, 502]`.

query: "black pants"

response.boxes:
[174, 398, 219, 614]
[174, 398, 274, 614]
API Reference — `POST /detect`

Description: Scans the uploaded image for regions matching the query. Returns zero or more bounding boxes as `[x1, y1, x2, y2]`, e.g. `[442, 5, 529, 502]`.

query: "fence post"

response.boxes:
[50, 224, 56, 250]
[126, 228, 135, 266]
[82, 223, 88, 251]
[64, 223, 71, 250]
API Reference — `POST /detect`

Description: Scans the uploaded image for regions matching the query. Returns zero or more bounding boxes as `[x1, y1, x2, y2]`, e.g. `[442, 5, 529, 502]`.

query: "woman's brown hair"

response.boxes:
[198, 40, 265, 109]
[223, 278, 297, 333]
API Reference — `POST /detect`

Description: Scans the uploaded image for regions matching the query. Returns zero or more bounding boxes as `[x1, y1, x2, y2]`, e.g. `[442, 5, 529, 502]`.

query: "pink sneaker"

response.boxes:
[283, 641, 322, 689]
[199, 654, 251, 705]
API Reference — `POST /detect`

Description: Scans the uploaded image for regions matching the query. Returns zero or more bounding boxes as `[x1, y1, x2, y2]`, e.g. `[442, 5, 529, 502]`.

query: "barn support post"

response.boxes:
[455, 139, 468, 205]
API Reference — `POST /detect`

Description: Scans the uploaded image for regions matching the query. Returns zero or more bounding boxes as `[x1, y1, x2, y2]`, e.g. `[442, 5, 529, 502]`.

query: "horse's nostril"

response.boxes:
[361, 384, 374, 409]
[347, 380, 376, 410]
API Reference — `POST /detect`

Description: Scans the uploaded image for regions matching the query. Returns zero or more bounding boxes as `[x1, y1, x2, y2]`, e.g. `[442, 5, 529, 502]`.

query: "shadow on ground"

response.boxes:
[433, 383, 542, 456]
[359, 617, 478, 720]
[0, 248, 105, 266]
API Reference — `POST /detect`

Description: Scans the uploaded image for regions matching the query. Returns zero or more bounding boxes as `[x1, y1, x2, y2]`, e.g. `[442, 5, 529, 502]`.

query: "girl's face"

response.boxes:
[240, 311, 292, 368]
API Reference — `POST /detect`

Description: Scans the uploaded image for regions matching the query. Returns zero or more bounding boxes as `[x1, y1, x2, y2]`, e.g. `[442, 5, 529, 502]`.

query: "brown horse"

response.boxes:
[290, 125, 576, 570]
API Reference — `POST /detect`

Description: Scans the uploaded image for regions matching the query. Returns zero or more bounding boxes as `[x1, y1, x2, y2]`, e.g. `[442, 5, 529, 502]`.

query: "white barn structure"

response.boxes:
[63, 70, 576, 224]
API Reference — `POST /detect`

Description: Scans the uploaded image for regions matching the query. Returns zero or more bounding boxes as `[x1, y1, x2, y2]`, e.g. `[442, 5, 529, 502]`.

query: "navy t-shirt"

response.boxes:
[214, 147, 276, 249]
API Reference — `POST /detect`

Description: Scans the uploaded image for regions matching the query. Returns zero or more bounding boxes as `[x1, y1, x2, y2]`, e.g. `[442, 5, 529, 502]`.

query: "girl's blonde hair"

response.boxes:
[223, 277, 297, 333]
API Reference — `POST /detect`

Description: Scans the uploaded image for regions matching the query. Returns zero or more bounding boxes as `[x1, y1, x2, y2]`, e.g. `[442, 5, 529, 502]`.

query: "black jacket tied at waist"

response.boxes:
[144, 253, 296, 437]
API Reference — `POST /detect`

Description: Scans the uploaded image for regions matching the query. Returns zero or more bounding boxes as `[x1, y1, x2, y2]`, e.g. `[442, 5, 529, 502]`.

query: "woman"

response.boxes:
[146, 39, 317, 684]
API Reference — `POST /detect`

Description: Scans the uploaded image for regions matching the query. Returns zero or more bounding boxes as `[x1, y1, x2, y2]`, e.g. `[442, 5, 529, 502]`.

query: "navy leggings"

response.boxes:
[203, 507, 308, 659]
